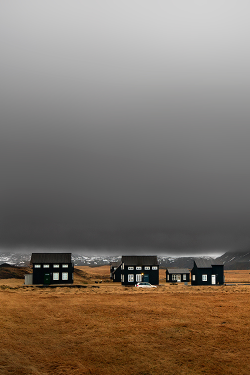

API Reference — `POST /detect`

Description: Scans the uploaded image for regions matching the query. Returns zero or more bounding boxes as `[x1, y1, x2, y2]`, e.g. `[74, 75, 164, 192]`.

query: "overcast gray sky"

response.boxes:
[1, 0, 250, 256]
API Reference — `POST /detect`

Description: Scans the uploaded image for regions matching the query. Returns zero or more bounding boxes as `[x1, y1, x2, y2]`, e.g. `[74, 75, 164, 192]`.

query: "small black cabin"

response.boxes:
[121, 256, 159, 286]
[31, 253, 74, 285]
[110, 261, 122, 282]
[166, 268, 190, 283]
[191, 259, 224, 285]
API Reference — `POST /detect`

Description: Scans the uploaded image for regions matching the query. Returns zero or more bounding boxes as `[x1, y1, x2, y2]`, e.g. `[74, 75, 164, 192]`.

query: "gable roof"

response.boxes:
[31, 253, 72, 264]
[122, 256, 158, 266]
[194, 259, 224, 268]
[166, 268, 190, 274]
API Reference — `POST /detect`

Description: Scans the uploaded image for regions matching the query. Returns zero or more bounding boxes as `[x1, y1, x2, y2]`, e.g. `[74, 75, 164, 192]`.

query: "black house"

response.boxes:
[121, 256, 159, 286]
[110, 261, 122, 282]
[31, 253, 74, 285]
[191, 259, 224, 285]
[166, 268, 190, 283]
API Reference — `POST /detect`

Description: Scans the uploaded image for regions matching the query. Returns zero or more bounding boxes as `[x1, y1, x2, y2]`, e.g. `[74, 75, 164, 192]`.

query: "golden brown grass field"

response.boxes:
[1, 267, 250, 375]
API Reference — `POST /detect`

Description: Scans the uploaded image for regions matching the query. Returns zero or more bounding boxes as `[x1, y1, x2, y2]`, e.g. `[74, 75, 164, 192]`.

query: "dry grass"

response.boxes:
[0, 268, 250, 374]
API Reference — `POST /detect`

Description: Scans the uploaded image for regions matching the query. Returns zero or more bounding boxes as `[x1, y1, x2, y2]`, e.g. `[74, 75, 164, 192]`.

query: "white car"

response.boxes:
[135, 282, 157, 288]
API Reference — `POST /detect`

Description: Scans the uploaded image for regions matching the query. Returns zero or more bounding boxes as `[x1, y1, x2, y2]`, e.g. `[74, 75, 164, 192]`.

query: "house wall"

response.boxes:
[121, 265, 159, 286]
[32, 263, 74, 284]
[166, 272, 190, 282]
[113, 265, 121, 282]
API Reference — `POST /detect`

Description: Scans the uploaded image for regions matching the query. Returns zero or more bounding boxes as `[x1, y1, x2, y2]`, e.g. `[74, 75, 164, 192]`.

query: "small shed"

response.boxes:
[166, 268, 190, 283]
[121, 256, 159, 286]
[191, 259, 224, 285]
[31, 253, 74, 285]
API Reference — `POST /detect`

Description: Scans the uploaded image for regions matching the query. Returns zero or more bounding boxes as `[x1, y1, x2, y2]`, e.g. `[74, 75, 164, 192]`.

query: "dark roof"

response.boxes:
[166, 268, 190, 274]
[194, 259, 224, 268]
[31, 253, 72, 264]
[122, 256, 158, 266]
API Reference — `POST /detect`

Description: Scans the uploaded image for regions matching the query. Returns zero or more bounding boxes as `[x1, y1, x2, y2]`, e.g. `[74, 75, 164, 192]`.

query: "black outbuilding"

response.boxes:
[191, 259, 224, 285]
[166, 268, 190, 283]
[121, 256, 159, 286]
[31, 253, 74, 285]
[110, 261, 122, 282]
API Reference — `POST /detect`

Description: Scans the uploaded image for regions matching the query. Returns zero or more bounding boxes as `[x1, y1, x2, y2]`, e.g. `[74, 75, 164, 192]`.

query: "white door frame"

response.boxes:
[211, 274, 216, 285]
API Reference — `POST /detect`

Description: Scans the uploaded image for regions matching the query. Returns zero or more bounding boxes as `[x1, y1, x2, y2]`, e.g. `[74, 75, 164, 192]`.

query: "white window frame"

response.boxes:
[192, 275, 196, 281]
[172, 274, 177, 281]
[136, 266, 142, 270]
[136, 274, 142, 282]
[62, 264, 68, 268]
[53, 273, 59, 280]
[202, 274, 207, 282]
[34, 264, 41, 268]
[62, 272, 68, 281]
[128, 274, 134, 283]
[183, 274, 186, 281]
[128, 267, 134, 270]
[53, 264, 60, 268]
[167, 274, 169, 281]
[43, 264, 49, 268]
[144, 266, 150, 270]
[152, 266, 158, 270]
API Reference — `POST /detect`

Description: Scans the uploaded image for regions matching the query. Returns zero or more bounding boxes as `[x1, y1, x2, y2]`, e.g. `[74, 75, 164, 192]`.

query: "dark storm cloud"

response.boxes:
[1, 0, 250, 255]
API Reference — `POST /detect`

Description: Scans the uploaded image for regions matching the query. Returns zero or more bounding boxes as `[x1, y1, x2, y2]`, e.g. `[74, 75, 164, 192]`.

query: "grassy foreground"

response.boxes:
[0, 268, 250, 374]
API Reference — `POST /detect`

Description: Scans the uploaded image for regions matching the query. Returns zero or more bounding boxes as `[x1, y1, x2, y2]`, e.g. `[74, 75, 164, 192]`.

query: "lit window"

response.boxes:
[152, 266, 158, 270]
[202, 274, 207, 282]
[53, 264, 60, 268]
[144, 266, 150, 270]
[136, 274, 142, 282]
[53, 273, 59, 280]
[62, 264, 68, 268]
[128, 274, 134, 282]
[34, 264, 41, 268]
[128, 267, 134, 270]
[183, 274, 186, 281]
[136, 266, 142, 270]
[43, 264, 49, 268]
[62, 272, 68, 281]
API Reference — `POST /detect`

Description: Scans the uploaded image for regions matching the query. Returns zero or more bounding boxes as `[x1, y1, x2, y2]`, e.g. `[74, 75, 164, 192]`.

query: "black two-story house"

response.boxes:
[31, 253, 74, 285]
[121, 256, 159, 286]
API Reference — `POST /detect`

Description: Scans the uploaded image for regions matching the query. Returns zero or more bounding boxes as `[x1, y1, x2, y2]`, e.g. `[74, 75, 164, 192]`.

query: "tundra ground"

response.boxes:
[0, 268, 250, 375]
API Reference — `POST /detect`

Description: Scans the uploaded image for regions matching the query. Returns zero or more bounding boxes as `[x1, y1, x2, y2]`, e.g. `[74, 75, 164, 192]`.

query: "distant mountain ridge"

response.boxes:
[216, 250, 250, 270]
[1, 250, 250, 269]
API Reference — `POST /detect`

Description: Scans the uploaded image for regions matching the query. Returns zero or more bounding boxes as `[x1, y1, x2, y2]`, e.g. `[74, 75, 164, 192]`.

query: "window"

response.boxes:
[202, 274, 207, 282]
[167, 275, 169, 281]
[136, 266, 142, 270]
[62, 264, 68, 268]
[128, 274, 134, 282]
[172, 274, 177, 280]
[122, 263, 124, 270]
[122, 275, 124, 282]
[113, 267, 117, 271]
[136, 274, 142, 282]
[34, 264, 41, 268]
[53, 264, 60, 268]
[43, 264, 49, 268]
[152, 266, 158, 270]
[192, 275, 196, 281]
[128, 267, 134, 270]
[183, 274, 186, 281]
[53, 273, 59, 280]
[62, 272, 68, 281]
[144, 266, 150, 270]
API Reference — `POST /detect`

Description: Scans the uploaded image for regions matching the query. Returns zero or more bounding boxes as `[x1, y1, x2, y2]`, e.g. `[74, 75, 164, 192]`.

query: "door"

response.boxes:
[143, 274, 149, 282]
[177, 274, 181, 282]
[211, 275, 216, 285]
[44, 273, 51, 285]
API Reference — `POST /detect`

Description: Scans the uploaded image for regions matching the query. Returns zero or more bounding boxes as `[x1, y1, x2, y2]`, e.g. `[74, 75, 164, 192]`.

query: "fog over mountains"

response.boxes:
[1, 250, 250, 269]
